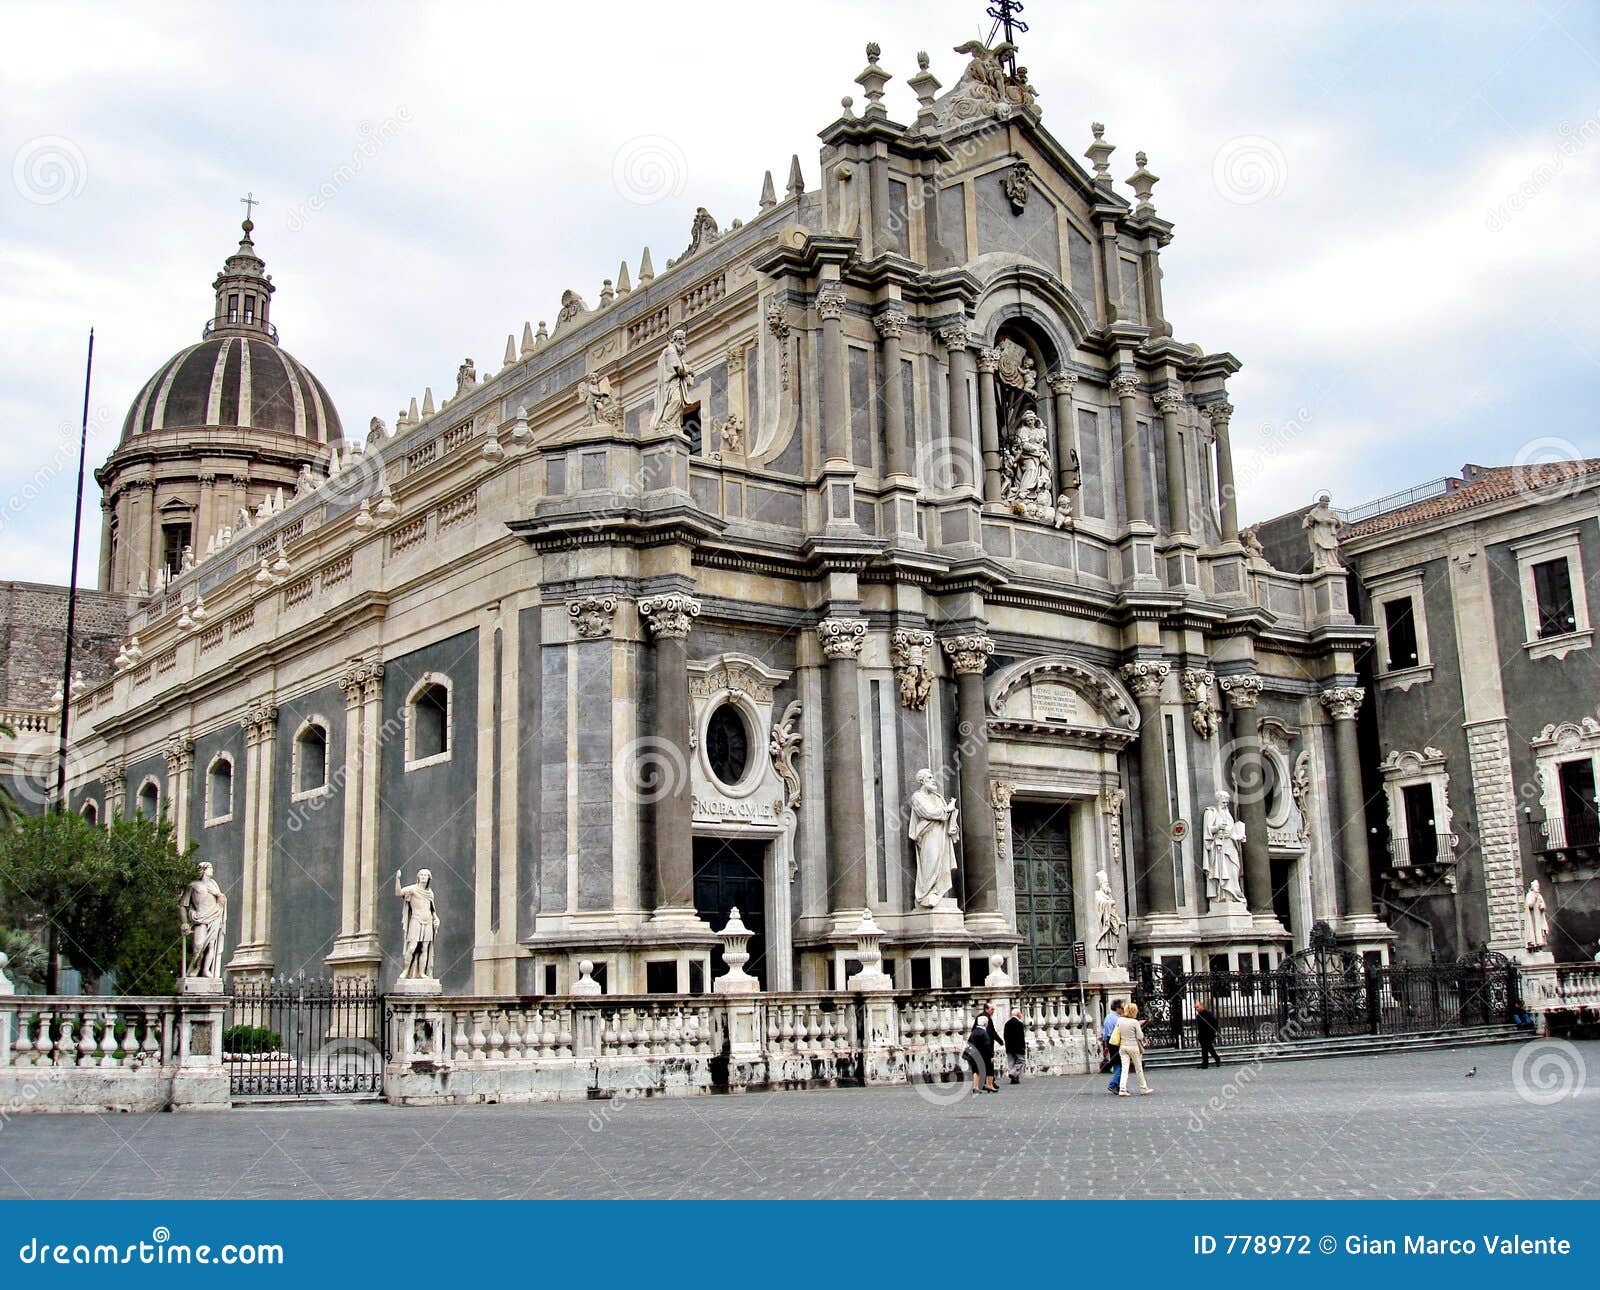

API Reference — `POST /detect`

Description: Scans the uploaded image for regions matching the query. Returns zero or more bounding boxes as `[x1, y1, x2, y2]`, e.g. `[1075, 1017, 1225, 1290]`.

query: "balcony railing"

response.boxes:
[1526, 812, 1600, 854]
[1386, 832, 1456, 870]
[202, 318, 278, 342]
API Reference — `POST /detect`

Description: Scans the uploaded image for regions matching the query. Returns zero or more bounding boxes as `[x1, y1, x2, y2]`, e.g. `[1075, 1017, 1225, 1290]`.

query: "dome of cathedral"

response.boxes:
[116, 217, 342, 445]
[119, 334, 342, 443]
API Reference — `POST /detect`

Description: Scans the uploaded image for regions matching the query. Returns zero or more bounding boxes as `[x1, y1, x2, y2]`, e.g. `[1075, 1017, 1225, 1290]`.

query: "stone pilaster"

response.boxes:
[1122, 660, 1175, 913]
[329, 659, 384, 978]
[228, 698, 278, 977]
[943, 633, 999, 919]
[1465, 719, 1525, 955]
[1203, 401, 1239, 543]
[939, 323, 977, 491]
[640, 593, 700, 916]
[819, 617, 869, 916]
[162, 735, 195, 852]
[1320, 687, 1373, 919]
[1219, 673, 1273, 914]
[1112, 374, 1148, 530]
[816, 284, 850, 464]
[976, 347, 1003, 503]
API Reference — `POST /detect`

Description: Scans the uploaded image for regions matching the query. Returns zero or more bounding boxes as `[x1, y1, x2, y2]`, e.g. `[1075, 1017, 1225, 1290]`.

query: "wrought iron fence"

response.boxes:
[1133, 950, 1522, 1051]
[225, 976, 386, 1098]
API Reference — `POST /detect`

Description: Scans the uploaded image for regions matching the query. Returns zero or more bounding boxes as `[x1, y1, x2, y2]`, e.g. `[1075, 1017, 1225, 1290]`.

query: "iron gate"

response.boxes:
[1133, 949, 1522, 1051]
[225, 976, 386, 1098]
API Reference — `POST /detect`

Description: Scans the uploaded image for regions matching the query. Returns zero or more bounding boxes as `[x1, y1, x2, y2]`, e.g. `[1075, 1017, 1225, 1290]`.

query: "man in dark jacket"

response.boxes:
[1003, 1007, 1026, 1083]
[1195, 1001, 1222, 1068]
[967, 1010, 999, 1095]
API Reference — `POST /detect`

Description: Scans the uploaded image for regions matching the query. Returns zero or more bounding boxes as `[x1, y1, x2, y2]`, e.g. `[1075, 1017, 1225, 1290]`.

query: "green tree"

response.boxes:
[0, 926, 47, 992]
[0, 809, 196, 994]
[0, 722, 21, 825]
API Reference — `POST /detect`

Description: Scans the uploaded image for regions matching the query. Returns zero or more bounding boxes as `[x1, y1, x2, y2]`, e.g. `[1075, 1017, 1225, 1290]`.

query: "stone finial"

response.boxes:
[503, 334, 516, 366]
[599, 278, 615, 307]
[638, 245, 655, 283]
[1127, 151, 1158, 216]
[407, 395, 420, 422]
[535, 320, 548, 344]
[520, 321, 535, 357]
[616, 260, 632, 295]
[758, 169, 776, 210]
[845, 909, 893, 991]
[421, 387, 436, 418]
[1086, 122, 1115, 185]
[572, 959, 602, 995]
[713, 907, 760, 994]
[908, 50, 941, 129]
[840, 95, 855, 120]
[786, 154, 805, 200]
[856, 42, 891, 116]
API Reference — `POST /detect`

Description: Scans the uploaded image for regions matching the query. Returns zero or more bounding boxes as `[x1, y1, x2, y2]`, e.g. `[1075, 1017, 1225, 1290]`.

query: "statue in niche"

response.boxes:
[395, 868, 440, 980]
[908, 768, 960, 908]
[1303, 493, 1344, 572]
[1094, 870, 1124, 970]
[649, 328, 698, 432]
[1001, 409, 1056, 522]
[1202, 790, 1247, 906]
[993, 338, 1038, 433]
[1524, 879, 1550, 951]
[178, 861, 228, 979]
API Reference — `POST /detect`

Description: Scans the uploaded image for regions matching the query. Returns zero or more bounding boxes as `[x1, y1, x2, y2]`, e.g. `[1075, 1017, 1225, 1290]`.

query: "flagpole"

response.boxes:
[54, 327, 94, 813]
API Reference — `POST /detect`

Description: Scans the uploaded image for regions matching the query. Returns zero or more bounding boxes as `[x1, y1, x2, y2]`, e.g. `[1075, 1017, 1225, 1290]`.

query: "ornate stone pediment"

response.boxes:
[985, 656, 1137, 747]
[688, 654, 786, 705]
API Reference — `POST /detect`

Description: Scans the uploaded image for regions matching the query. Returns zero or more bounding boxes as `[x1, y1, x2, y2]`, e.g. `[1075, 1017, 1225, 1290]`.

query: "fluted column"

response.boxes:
[640, 594, 701, 914]
[943, 633, 998, 915]
[1321, 687, 1374, 918]
[875, 309, 910, 478]
[817, 284, 850, 463]
[163, 736, 194, 852]
[819, 618, 869, 914]
[1047, 370, 1079, 508]
[1112, 374, 1148, 529]
[976, 347, 1003, 503]
[939, 323, 977, 489]
[197, 471, 217, 555]
[336, 668, 366, 946]
[1122, 661, 1175, 913]
[1219, 673, 1272, 914]
[1155, 391, 1190, 536]
[97, 498, 113, 590]
[1204, 401, 1239, 543]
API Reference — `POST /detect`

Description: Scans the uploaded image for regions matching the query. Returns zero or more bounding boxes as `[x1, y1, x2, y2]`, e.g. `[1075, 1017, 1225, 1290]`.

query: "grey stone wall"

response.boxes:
[191, 724, 247, 969]
[270, 684, 346, 976]
[0, 581, 129, 710]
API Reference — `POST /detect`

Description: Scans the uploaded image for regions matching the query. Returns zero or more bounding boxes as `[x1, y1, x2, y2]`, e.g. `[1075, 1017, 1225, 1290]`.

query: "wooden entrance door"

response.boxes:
[1010, 800, 1078, 984]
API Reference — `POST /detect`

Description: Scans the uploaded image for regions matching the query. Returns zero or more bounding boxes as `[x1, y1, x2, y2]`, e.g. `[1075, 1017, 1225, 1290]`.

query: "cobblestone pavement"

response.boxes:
[1, 1041, 1594, 1200]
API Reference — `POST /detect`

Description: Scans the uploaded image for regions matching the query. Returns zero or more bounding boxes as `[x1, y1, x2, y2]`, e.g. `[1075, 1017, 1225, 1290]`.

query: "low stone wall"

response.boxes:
[1523, 962, 1600, 1033]
[1, 995, 229, 1114]
[384, 986, 1107, 1106]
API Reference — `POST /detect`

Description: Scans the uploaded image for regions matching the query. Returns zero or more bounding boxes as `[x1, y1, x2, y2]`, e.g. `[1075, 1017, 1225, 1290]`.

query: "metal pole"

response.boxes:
[54, 328, 94, 812]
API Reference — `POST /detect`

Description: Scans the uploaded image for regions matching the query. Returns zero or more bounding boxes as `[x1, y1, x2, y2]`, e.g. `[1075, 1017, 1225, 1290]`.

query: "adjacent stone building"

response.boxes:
[54, 34, 1396, 995]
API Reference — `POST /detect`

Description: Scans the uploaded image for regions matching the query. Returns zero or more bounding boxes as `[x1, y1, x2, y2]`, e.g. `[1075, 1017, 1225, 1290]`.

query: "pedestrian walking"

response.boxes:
[1195, 1001, 1222, 1068]
[1103, 999, 1125, 1094]
[967, 1009, 999, 1095]
[1115, 1002, 1152, 1096]
[1003, 1007, 1026, 1083]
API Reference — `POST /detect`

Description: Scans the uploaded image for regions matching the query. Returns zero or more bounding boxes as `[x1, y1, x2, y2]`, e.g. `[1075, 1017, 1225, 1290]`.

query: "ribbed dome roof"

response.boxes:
[119, 336, 342, 443]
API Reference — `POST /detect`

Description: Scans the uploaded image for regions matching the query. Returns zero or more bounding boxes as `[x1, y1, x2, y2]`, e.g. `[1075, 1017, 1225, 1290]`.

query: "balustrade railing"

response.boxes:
[2, 998, 174, 1069]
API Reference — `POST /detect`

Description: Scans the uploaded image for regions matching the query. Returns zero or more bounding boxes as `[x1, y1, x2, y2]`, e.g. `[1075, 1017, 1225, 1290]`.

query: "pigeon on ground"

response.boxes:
[1464, 1067, 1477, 1078]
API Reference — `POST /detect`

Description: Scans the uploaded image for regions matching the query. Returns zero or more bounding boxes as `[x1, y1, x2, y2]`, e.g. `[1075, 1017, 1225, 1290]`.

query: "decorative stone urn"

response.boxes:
[846, 909, 893, 992]
[713, 908, 761, 994]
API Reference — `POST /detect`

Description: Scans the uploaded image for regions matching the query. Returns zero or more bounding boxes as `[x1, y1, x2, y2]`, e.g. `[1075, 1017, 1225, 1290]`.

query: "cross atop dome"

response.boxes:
[208, 206, 277, 343]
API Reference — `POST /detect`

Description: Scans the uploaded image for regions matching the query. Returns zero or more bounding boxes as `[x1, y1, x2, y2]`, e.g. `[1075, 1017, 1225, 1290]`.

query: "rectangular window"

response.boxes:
[1383, 596, 1420, 670]
[1533, 557, 1576, 638]
[1401, 783, 1438, 865]
[1558, 759, 1598, 848]
[243, 294, 255, 323]
[161, 521, 191, 576]
[227, 293, 239, 323]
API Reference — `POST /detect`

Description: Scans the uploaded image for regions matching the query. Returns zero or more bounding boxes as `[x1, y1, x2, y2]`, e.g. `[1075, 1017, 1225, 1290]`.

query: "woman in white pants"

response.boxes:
[1116, 1002, 1153, 1096]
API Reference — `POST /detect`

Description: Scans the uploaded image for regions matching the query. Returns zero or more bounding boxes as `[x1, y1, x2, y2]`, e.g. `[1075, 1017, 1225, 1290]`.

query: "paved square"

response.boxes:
[0, 1042, 1593, 1200]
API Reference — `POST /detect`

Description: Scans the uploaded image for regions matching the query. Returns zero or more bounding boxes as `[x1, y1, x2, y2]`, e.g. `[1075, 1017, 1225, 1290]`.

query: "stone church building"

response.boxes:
[41, 36, 1395, 995]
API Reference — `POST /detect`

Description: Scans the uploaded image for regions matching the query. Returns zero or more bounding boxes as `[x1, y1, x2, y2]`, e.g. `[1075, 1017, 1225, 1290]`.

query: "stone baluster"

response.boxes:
[945, 633, 1000, 915]
[639, 593, 701, 914]
[1204, 401, 1239, 543]
[875, 309, 911, 478]
[1220, 673, 1273, 914]
[1154, 391, 1190, 536]
[13, 1012, 33, 1066]
[1321, 687, 1374, 917]
[819, 618, 870, 915]
[939, 323, 978, 490]
[1112, 374, 1149, 529]
[976, 347, 1004, 502]
[99, 1009, 118, 1067]
[1122, 661, 1176, 913]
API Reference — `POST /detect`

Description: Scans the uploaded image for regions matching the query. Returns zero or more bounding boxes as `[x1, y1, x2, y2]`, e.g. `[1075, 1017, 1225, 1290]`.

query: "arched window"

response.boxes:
[81, 799, 99, 826]
[205, 754, 234, 826]
[136, 778, 161, 820]
[405, 675, 452, 770]
[293, 719, 330, 799]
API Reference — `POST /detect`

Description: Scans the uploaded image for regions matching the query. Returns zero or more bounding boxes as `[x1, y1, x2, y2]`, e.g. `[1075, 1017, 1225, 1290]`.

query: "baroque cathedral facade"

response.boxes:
[52, 37, 1393, 995]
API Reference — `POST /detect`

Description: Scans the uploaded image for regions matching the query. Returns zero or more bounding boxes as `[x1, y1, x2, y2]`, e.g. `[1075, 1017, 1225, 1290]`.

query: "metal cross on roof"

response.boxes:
[986, 0, 1028, 78]
[239, 191, 260, 221]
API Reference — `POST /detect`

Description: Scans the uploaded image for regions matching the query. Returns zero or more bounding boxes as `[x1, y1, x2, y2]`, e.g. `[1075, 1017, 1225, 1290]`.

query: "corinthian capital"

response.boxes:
[818, 617, 868, 660]
[937, 322, 972, 352]
[1119, 659, 1170, 699]
[1320, 686, 1365, 721]
[162, 735, 194, 774]
[1110, 374, 1141, 400]
[942, 632, 994, 675]
[815, 286, 847, 322]
[1046, 370, 1078, 396]
[1154, 391, 1184, 417]
[1219, 672, 1262, 709]
[639, 593, 701, 641]
[873, 309, 907, 341]
[976, 347, 1001, 375]
[1203, 400, 1234, 430]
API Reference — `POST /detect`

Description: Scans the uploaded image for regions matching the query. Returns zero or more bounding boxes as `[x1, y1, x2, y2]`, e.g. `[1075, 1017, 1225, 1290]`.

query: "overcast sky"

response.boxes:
[2, 0, 1597, 586]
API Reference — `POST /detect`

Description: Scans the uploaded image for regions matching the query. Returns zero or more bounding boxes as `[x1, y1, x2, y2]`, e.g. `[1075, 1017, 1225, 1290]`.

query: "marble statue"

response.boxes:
[1093, 869, 1124, 970]
[0, 950, 14, 996]
[890, 630, 934, 711]
[648, 328, 696, 431]
[1239, 526, 1270, 567]
[908, 768, 960, 909]
[1303, 493, 1343, 572]
[1001, 410, 1055, 521]
[455, 357, 477, 395]
[583, 372, 623, 427]
[1524, 879, 1550, 951]
[178, 861, 228, 979]
[395, 868, 440, 980]
[1201, 790, 1247, 905]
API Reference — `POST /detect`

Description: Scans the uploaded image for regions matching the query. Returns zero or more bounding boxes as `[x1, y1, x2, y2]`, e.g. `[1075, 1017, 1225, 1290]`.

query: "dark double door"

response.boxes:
[1011, 801, 1078, 984]
[693, 836, 767, 985]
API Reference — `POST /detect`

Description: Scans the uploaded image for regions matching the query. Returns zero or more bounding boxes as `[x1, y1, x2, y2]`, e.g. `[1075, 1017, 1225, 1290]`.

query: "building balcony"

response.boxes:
[1524, 813, 1600, 880]
[1385, 833, 1457, 887]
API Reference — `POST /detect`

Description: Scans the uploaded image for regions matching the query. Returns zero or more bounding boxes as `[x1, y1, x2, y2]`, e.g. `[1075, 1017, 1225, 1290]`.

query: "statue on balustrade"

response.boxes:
[909, 768, 960, 908]
[178, 861, 228, 979]
[395, 868, 440, 980]
[1303, 493, 1344, 572]
[648, 328, 698, 431]
[1202, 790, 1247, 906]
